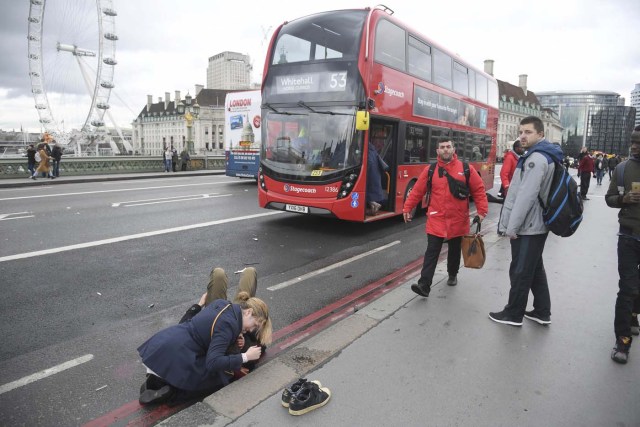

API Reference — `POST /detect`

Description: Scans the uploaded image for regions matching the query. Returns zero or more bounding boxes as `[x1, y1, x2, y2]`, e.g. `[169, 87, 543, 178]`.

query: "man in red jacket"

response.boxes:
[578, 148, 595, 200]
[403, 136, 489, 297]
[500, 140, 524, 197]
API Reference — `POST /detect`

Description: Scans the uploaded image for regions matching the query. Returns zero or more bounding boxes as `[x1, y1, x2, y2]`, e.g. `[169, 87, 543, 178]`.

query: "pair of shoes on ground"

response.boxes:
[611, 336, 632, 364]
[488, 310, 551, 327]
[281, 378, 330, 415]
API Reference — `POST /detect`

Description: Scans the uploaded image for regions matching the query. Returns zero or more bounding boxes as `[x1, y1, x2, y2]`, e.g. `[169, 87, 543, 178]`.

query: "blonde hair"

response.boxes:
[236, 291, 273, 345]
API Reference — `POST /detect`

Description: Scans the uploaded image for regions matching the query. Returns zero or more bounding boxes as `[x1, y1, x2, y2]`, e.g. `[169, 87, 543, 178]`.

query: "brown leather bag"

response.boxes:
[461, 218, 485, 269]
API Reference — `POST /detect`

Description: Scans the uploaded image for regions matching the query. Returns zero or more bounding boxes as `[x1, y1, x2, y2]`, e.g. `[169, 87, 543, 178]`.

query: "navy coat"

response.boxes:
[137, 300, 244, 391]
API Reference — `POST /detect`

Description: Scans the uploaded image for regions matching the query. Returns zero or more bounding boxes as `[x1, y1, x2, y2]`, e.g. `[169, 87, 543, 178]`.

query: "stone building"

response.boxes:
[483, 60, 562, 160]
[131, 86, 232, 156]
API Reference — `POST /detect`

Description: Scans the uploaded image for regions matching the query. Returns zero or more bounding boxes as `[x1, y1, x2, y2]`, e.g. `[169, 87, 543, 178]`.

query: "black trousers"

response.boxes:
[503, 234, 550, 319]
[418, 234, 462, 285]
[615, 236, 640, 338]
[579, 171, 592, 197]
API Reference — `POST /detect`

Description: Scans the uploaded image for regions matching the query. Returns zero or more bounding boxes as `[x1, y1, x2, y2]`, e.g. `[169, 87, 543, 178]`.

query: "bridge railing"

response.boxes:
[0, 155, 226, 178]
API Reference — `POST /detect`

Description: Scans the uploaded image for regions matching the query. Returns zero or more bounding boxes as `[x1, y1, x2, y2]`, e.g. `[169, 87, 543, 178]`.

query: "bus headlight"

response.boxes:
[337, 170, 359, 199]
[259, 168, 266, 191]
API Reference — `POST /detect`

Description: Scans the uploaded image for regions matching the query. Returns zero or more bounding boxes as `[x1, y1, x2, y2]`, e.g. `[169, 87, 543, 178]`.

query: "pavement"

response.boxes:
[158, 179, 639, 427]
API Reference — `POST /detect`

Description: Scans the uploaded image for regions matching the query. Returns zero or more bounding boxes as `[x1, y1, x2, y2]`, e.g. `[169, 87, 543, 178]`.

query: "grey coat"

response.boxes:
[498, 151, 554, 236]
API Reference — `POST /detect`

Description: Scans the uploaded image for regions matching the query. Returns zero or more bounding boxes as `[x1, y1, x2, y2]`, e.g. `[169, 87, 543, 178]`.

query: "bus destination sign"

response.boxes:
[276, 71, 348, 95]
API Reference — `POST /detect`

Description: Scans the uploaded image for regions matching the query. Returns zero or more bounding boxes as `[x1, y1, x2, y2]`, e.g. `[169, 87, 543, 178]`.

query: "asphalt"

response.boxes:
[158, 179, 639, 427]
[5, 172, 637, 426]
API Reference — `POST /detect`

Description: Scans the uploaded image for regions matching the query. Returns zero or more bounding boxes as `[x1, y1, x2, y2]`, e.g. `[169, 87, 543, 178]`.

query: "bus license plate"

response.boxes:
[285, 204, 309, 214]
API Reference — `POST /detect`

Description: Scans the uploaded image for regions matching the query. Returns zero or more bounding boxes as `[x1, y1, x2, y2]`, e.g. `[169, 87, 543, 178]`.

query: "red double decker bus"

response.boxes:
[258, 6, 498, 222]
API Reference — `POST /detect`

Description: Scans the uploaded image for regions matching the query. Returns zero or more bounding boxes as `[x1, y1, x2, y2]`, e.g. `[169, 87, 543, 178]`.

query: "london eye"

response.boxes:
[27, 0, 120, 153]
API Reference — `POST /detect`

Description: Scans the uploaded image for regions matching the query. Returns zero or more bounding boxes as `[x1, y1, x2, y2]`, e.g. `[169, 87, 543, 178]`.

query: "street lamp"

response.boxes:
[177, 92, 200, 154]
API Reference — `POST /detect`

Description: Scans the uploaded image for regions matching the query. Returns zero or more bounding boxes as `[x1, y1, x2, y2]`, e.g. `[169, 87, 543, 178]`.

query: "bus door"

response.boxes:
[368, 120, 398, 213]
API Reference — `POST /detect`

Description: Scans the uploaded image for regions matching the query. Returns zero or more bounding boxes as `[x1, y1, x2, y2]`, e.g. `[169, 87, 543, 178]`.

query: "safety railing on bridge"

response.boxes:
[0, 155, 225, 178]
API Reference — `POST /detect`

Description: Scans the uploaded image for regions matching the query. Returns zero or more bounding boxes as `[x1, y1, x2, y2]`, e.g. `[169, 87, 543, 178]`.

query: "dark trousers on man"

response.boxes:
[579, 171, 592, 198]
[502, 233, 550, 319]
[615, 236, 640, 338]
[418, 234, 462, 286]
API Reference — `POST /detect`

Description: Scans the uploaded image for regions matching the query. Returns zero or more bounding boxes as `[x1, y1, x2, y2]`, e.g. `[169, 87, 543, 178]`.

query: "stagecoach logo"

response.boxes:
[284, 184, 317, 194]
[373, 82, 405, 98]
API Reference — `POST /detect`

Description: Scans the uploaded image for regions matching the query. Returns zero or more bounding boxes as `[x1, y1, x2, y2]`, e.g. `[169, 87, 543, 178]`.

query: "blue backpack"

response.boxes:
[533, 156, 583, 237]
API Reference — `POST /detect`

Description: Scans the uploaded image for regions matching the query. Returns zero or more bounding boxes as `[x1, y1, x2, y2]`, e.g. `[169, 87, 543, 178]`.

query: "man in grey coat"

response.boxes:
[489, 116, 563, 326]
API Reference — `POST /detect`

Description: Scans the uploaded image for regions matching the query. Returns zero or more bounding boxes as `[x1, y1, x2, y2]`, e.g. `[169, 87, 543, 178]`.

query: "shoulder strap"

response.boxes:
[425, 162, 437, 211]
[463, 162, 470, 187]
[616, 160, 628, 196]
[210, 303, 232, 339]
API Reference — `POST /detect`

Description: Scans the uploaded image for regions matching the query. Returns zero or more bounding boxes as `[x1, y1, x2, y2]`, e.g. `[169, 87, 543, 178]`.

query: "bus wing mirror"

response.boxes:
[356, 110, 369, 131]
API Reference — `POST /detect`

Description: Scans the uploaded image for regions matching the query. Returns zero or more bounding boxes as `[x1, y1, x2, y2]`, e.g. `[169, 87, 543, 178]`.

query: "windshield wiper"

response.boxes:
[262, 103, 291, 115]
[297, 101, 352, 116]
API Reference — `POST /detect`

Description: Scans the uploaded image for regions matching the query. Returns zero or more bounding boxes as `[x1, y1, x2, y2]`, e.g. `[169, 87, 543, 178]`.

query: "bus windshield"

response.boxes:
[261, 106, 362, 178]
[270, 10, 367, 65]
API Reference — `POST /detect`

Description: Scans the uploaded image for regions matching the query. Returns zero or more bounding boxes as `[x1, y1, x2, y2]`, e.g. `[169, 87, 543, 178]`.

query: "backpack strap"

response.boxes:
[425, 162, 437, 210]
[210, 303, 232, 339]
[463, 162, 470, 188]
[616, 160, 627, 196]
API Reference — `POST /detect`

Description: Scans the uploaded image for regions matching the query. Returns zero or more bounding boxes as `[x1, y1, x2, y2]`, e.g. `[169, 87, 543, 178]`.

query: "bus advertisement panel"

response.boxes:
[224, 90, 261, 179]
[258, 7, 498, 222]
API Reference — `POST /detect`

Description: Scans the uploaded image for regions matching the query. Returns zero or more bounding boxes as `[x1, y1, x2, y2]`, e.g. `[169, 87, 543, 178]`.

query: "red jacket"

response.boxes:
[578, 155, 595, 174]
[403, 154, 489, 238]
[500, 150, 519, 192]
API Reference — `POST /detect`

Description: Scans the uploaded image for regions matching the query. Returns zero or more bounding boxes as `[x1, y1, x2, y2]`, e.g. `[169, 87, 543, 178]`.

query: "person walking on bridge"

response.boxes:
[490, 116, 562, 326]
[606, 126, 640, 364]
[403, 136, 488, 297]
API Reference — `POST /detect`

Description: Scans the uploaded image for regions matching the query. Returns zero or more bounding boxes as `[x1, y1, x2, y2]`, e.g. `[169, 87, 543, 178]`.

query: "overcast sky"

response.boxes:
[1, 0, 638, 133]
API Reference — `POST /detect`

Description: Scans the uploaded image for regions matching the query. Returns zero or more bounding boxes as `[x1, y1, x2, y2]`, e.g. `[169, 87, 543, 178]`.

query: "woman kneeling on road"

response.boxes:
[137, 289, 272, 405]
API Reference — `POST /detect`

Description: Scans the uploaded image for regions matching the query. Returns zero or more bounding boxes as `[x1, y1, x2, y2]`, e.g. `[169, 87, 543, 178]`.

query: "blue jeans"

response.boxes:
[615, 236, 640, 338]
[164, 159, 172, 172]
[418, 234, 462, 285]
[596, 169, 604, 184]
[503, 233, 550, 319]
[52, 160, 60, 177]
[27, 160, 35, 175]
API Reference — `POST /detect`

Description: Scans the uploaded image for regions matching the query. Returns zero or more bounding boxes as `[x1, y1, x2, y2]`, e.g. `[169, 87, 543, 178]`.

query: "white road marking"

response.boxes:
[267, 240, 401, 291]
[111, 193, 230, 207]
[0, 211, 283, 263]
[0, 182, 232, 201]
[0, 354, 94, 396]
[0, 212, 34, 221]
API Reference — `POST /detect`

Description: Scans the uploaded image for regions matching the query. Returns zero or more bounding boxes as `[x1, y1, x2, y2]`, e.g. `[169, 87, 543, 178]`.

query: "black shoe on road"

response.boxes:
[281, 378, 322, 408]
[288, 382, 331, 415]
[524, 310, 551, 325]
[447, 275, 457, 286]
[611, 336, 632, 364]
[411, 282, 430, 297]
[488, 311, 523, 326]
[631, 314, 639, 336]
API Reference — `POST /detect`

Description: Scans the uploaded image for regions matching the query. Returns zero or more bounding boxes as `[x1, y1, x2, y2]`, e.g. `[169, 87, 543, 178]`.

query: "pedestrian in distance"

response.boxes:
[137, 279, 272, 405]
[51, 142, 63, 178]
[489, 116, 563, 327]
[26, 144, 36, 177]
[32, 143, 54, 180]
[499, 139, 525, 198]
[605, 126, 640, 364]
[180, 147, 190, 171]
[171, 147, 179, 172]
[403, 136, 488, 297]
[163, 146, 172, 172]
[595, 154, 605, 185]
[608, 154, 620, 180]
[578, 147, 595, 199]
